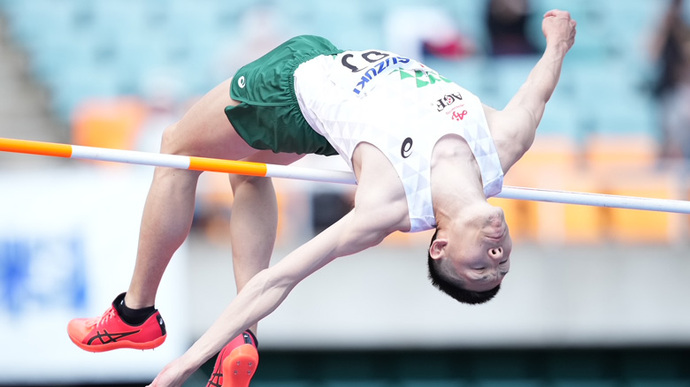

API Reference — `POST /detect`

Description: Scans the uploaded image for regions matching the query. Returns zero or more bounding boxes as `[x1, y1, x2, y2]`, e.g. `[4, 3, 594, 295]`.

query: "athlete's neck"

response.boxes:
[430, 135, 487, 225]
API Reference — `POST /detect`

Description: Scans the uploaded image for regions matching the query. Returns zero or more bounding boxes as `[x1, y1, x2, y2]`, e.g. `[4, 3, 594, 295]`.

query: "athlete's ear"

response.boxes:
[429, 237, 448, 260]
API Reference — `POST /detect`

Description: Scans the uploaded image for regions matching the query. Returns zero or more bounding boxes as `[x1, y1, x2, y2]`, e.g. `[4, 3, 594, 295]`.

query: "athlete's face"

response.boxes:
[452, 222, 512, 292]
[435, 206, 512, 292]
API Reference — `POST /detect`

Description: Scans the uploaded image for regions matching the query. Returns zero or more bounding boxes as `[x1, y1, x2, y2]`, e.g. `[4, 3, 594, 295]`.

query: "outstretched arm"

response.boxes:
[147, 200, 403, 387]
[485, 9, 577, 172]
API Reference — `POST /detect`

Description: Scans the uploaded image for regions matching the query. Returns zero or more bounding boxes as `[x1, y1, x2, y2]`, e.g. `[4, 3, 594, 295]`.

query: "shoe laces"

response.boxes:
[87, 306, 116, 329]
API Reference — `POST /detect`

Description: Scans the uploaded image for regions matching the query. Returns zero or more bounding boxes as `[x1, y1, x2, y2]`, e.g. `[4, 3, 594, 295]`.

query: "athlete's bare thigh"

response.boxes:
[159, 78, 286, 165]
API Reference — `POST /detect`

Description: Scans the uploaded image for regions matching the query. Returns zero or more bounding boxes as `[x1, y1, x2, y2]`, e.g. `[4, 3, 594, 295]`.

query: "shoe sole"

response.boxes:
[221, 344, 259, 387]
[68, 334, 167, 353]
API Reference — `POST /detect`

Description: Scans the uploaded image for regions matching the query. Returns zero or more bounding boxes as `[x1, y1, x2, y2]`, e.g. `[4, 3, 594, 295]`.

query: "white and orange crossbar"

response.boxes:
[2, 137, 690, 214]
[0, 137, 357, 184]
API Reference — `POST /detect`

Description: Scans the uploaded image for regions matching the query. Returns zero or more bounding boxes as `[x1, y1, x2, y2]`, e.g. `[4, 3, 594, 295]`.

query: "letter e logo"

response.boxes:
[401, 137, 413, 158]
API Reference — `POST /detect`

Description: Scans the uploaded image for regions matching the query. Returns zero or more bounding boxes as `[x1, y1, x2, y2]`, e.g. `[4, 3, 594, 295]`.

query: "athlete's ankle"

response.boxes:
[244, 329, 259, 348]
[114, 292, 156, 325]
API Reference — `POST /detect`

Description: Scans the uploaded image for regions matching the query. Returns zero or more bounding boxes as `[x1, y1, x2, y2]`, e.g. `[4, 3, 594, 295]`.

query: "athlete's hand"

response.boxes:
[147, 359, 193, 387]
[542, 9, 577, 53]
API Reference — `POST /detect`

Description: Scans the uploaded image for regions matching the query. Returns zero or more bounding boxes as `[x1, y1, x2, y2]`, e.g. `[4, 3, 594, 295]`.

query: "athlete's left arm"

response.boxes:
[485, 9, 576, 172]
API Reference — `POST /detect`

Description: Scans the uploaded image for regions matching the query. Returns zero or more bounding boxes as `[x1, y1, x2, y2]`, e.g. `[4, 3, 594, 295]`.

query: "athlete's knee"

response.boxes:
[151, 123, 204, 180]
[159, 122, 188, 155]
[229, 173, 271, 188]
[229, 174, 275, 195]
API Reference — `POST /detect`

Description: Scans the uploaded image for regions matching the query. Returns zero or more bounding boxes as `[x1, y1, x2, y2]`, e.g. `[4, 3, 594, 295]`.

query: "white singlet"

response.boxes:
[293, 49, 504, 232]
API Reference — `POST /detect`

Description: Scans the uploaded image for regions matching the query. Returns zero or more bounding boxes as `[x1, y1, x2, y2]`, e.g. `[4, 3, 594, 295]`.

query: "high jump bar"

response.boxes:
[2, 137, 689, 214]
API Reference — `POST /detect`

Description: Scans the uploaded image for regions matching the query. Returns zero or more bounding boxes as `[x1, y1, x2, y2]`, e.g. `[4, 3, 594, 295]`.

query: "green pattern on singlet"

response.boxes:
[394, 69, 453, 88]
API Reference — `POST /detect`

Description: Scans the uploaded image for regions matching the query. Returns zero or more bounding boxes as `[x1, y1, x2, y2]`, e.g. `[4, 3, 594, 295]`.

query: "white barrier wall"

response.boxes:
[253, 243, 690, 349]
[0, 168, 188, 385]
[2, 166, 689, 386]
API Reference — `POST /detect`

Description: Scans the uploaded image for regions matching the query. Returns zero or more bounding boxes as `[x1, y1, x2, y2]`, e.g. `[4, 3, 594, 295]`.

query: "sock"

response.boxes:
[245, 329, 259, 348]
[115, 295, 156, 326]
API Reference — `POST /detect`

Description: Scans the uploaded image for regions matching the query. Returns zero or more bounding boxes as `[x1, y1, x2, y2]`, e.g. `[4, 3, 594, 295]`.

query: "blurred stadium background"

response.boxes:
[0, 0, 689, 386]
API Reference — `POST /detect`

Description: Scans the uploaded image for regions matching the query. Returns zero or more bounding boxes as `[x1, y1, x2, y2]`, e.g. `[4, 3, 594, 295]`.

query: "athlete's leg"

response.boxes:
[68, 77, 268, 351]
[203, 152, 302, 387]
[124, 78, 262, 309]
[228, 151, 304, 334]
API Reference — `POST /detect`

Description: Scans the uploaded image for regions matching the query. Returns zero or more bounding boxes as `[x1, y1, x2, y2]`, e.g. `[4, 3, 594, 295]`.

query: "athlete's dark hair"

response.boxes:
[427, 229, 500, 305]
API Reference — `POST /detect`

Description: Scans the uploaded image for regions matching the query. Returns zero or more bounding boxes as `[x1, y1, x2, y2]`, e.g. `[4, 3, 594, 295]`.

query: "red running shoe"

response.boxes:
[206, 330, 259, 387]
[67, 293, 166, 352]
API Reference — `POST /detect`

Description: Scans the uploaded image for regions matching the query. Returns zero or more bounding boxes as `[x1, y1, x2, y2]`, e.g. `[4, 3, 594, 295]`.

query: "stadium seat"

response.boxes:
[71, 98, 147, 160]
[584, 133, 659, 174]
[601, 170, 683, 244]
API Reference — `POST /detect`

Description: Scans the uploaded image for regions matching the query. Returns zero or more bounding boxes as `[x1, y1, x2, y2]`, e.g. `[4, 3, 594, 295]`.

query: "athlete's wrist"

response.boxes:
[543, 40, 569, 60]
[176, 350, 206, 380]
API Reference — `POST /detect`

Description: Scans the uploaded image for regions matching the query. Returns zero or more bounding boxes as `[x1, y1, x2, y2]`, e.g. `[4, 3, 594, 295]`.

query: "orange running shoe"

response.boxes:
[67, 293, 166, 352]
[206, 330, 259, 387]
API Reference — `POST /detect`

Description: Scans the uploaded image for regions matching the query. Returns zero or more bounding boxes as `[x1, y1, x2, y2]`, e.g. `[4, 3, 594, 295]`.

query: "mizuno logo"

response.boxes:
[87, 329, 140, 345]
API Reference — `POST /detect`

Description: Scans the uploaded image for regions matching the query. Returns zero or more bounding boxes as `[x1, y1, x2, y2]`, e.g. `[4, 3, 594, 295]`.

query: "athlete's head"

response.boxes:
[427, 204, 512, 304]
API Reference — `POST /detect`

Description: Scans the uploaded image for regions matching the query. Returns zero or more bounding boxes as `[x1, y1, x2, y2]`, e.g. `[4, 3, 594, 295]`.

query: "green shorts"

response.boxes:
[225, 35, 343, 156]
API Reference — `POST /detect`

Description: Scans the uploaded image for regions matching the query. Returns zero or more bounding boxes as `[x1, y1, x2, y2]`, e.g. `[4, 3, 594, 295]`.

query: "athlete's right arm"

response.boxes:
[148, 185, 407, 387]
